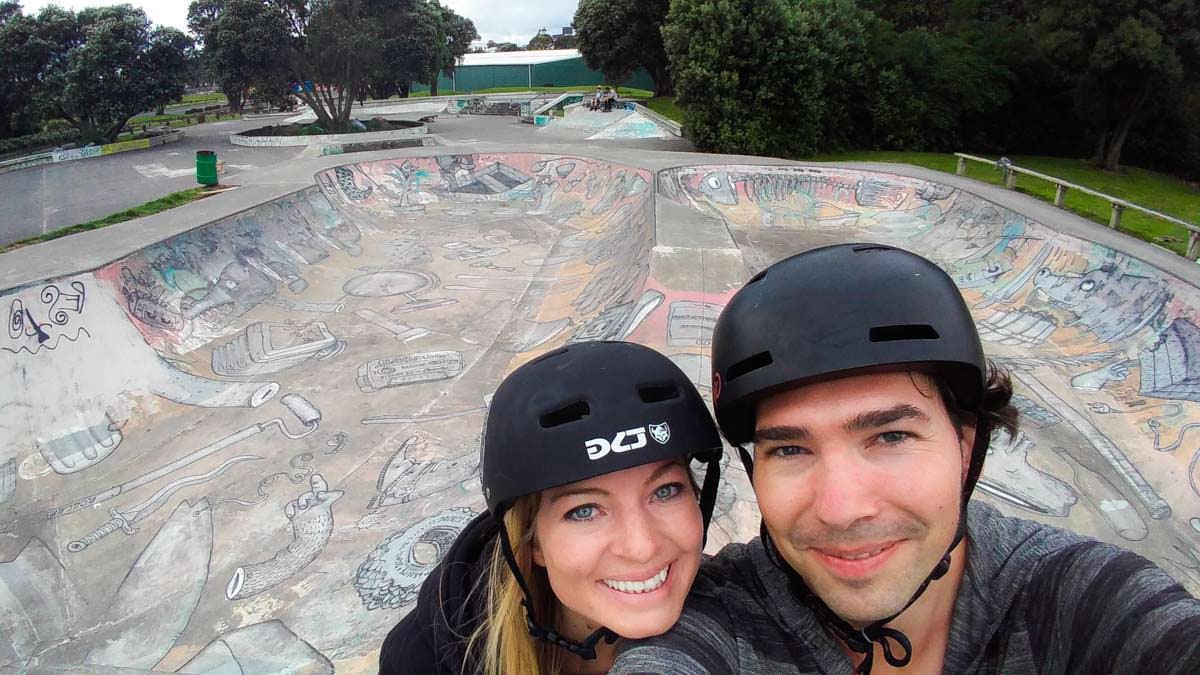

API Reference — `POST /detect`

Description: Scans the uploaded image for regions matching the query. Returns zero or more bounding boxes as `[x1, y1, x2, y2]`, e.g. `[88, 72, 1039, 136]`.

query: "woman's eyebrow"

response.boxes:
[547, 486, 608, 505]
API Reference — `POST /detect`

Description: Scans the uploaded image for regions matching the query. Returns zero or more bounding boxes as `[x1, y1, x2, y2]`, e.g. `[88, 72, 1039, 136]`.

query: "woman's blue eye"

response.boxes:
[566, 505, 597, 521]
[653, 483, 683, 501]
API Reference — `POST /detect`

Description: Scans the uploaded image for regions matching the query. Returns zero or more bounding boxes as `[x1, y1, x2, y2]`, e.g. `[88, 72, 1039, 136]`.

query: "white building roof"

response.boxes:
[458, 49, 581, 67]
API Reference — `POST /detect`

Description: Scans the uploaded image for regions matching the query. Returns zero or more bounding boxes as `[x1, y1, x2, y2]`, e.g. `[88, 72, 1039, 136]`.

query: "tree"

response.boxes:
[575, 0, 673, 96]
[37, 5, 191, 143]
[0, 2, 53, 138]
[1032, 0, 1199, 171]
[189, 0, 292, 113]
[435, 4, 476, 94]
[527, 28, 553, 50]
[552, 32, 576, 49]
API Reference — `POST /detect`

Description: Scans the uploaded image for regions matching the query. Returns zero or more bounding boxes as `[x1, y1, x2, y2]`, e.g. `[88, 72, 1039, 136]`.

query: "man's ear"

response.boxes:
[959, 422, 977, 486]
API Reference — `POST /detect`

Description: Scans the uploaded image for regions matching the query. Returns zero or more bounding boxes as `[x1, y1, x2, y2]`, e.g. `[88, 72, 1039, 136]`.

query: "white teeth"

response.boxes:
[832, 546, 887, 561]
[603, 565, 669, 594]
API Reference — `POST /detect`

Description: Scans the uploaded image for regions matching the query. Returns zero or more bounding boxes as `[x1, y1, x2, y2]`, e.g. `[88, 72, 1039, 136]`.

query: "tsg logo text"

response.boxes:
[585, 422, 669, 460]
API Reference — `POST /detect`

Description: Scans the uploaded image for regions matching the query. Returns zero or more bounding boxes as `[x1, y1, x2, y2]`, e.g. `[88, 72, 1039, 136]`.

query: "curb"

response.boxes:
[0, 130, 185, 176]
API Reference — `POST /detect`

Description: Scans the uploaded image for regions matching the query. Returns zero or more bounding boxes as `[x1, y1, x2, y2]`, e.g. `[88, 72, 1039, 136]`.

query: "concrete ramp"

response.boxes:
[3, 156, 1200, 671]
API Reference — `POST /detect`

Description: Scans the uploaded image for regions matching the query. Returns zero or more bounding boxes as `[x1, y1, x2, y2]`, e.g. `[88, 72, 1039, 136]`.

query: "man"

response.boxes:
[611, 243, 1200, 674]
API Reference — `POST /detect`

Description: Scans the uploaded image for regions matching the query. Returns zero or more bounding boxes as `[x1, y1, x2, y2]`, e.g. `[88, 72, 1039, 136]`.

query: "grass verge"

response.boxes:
[0, 187, 220, 254]
[645, 96, 683, 123]
[177, 92, 229, 105]
[807, 150, 1200, 256]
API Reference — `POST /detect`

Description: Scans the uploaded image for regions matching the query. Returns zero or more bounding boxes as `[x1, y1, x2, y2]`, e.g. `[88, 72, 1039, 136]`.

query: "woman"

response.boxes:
[379, 341, 723, 674]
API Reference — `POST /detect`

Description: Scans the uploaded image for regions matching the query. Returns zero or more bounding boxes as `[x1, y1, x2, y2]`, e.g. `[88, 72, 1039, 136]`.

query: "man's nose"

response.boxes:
[810, 452, 881, 530]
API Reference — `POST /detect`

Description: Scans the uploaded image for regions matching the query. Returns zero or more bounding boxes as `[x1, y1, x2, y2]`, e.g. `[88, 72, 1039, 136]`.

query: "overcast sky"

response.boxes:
[22, 0, 578, 45]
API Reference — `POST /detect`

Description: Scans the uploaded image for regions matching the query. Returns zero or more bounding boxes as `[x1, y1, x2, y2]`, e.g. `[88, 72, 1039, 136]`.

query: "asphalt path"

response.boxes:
[0, 118, 304, 248]
[0, 110, 692, 249]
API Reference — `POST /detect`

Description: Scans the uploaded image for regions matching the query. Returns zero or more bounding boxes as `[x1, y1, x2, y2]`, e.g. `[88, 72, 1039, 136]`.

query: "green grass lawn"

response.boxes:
[177, 92, 229, 105]
[0, 187, 219, 254]
[807, 150, 1200, 256]
[646, 96, 683, 123]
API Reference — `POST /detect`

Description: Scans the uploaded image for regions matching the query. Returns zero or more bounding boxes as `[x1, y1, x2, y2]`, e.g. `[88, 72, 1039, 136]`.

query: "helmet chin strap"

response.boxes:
[762, 519, 964, 675]
[493, 456, 723, 661]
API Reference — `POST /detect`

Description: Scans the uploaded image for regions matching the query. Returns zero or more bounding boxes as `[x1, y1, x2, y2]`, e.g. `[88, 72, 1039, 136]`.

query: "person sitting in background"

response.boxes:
[589, 85, 603, 111]
[602, 86, 617, 112]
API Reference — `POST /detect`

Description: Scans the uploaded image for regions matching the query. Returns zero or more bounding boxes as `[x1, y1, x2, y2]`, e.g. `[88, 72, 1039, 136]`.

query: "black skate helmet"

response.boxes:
[481, 340, 723, 659]
[710, 243, 991, 674]
[711, 242, 988, 499]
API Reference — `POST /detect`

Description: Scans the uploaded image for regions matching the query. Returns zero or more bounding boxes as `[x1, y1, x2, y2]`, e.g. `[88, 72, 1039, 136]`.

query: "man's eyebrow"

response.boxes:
[753, 425, 810, 444]
[846, 404, 929, 432]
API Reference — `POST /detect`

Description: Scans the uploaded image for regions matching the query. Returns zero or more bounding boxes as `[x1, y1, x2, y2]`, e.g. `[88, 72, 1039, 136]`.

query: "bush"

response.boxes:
[0, 128, 80, 157]
[662, 0, 875, 157]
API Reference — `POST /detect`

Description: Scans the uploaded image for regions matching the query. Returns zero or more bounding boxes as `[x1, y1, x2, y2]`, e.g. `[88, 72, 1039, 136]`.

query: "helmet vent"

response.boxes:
[726, 351, 773, 381]
[540, 400, 590, 428]
[638, 383, 680, 403]
[869, 324, 939, 342]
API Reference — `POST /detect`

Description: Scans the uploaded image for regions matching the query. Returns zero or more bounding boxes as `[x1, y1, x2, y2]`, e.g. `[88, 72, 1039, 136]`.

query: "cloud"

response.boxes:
[442, 0, 578, 45]
[23, 0, 579, 47]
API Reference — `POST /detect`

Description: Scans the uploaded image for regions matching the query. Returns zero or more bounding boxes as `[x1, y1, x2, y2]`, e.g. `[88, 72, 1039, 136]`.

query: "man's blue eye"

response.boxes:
[566, 505, 597, 521]
[771, 445, 808, 457]
[879, 431, 909, 444]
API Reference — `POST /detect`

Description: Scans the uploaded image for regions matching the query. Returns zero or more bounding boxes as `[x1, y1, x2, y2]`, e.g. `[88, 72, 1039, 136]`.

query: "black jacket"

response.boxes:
[379, 512, 499, 675]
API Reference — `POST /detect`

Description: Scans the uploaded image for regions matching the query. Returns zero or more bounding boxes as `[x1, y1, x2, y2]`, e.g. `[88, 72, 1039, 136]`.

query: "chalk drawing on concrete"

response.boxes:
[0, 456, 14, 504]
[976, 429, 1077, 518]
[570, 289, 664, 342]
[211, 321, 345, 377]
[355, 308, 432, 342]
[1, 394, 320, 535]
[1005, 365, 1172, 521]
[37, 411, 124, 475]
[361, 393, 493, 426]
[0, 538, 83, 666]
[495, 317, 572, 353]
[226, 473, 343, 601]
[354, 507, 477, 610]
[356, 351, 466, 393]
[365, 435, 480, 511]
[176, 619, 333, 674]
[1032, 263, 1171, 344]
[4, 281, 88, 355]
[666, 301, 722, 347]
[1051, 445, 1149, 541]
[69, 454, 262, 552]
[342, 268, 456, 312]
[1140, 318, 1200, 402]
[83, 498, 212, 670]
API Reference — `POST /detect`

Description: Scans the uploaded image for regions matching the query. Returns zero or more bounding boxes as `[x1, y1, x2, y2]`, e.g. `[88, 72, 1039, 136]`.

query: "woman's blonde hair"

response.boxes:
[467, 492, 565, 675]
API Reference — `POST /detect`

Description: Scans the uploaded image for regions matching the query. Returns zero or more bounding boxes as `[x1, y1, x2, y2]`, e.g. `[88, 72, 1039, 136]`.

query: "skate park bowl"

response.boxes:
[3, 153, 1200, 672]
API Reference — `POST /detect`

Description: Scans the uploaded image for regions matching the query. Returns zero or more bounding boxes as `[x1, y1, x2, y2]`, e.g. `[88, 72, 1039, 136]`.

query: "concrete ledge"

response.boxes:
[230, 123, 426, 147]
[636, 105, 683, 137]
[0, 130, 184, 175]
